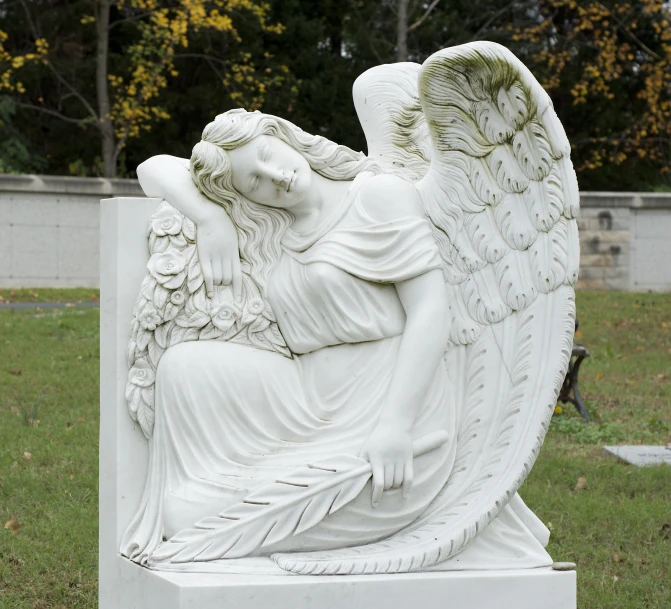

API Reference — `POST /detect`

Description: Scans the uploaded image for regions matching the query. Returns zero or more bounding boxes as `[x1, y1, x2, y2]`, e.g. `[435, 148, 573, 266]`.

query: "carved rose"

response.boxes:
[170, 291, 185, 306]
[210, 302, 241, 332]
[138, 305, 161, 331]
[151, 208, 183, 236]
[128, 359, 155, 388]
[246, 297, 265, 316]
[147, 249, 187, 289]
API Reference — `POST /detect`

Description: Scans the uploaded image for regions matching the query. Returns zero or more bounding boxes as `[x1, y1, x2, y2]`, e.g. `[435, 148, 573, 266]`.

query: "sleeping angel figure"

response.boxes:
[120, 42, 579, 576]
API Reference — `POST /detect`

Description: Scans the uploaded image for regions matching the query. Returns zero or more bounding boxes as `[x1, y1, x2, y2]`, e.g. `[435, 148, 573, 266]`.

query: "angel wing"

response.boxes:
[273, 41, 578, 575]
[352, 62, 430, 181]
[125, 201, 290, 438]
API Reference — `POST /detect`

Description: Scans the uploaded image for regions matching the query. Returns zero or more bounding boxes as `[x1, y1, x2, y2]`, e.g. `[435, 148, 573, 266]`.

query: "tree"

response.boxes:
[510, 0, 671, 188]
[0, 0, 285, 177]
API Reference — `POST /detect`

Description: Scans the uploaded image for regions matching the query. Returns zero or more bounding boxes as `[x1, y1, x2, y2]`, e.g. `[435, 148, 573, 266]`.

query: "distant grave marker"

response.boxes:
[603, 445, 671, 467]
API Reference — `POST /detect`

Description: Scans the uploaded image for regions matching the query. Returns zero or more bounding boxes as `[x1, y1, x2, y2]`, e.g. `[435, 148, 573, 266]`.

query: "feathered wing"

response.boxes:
[273, 41, 578, 575]
[126, 201, 290, 439]
[352, 62, 430, 181]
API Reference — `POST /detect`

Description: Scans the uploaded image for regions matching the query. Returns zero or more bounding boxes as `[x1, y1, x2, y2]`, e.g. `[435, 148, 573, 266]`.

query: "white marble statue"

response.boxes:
[120, 42, 578, 576]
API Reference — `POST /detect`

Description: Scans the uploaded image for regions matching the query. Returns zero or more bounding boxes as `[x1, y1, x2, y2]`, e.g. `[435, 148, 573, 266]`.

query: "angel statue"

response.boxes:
[120, 42, 579, 576]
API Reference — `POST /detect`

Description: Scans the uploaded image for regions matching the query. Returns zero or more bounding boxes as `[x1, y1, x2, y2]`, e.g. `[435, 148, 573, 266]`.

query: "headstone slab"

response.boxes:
[603, 445, 671, 467]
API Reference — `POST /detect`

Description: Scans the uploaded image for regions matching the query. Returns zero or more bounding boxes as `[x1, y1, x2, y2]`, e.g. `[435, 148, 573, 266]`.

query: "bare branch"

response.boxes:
[409, 0, 440, 32]
[108, 11, 153, 31]
[470, 1, 517, 41]
[16, 102, 97, 127]
[20, 0, 99, 120]
[599, 3, 662, 62]
[173, 53, 229, 67]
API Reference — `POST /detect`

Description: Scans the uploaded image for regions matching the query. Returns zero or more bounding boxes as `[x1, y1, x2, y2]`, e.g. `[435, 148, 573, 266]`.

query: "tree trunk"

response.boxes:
[96, 0, 116, 178]
[397, 0, 409, 62]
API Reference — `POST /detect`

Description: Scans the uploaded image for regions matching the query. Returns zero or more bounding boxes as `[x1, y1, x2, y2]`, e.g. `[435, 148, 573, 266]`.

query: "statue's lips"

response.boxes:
[286, 171, 296, 193]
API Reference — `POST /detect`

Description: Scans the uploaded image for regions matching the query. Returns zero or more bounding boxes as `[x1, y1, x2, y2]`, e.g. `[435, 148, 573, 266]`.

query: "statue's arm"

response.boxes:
[358, 175, 450, 505]
[137, 155, 241, 299]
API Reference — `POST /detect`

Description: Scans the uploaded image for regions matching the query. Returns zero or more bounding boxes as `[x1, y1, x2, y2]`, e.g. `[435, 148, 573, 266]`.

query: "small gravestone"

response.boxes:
[603, 445, 671, 467]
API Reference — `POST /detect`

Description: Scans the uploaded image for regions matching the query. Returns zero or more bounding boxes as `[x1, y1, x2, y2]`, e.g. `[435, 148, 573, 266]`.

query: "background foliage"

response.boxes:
[2, 0, 671, 189]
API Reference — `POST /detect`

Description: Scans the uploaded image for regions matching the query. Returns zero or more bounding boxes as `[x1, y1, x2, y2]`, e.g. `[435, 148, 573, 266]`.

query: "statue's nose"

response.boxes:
[272, 170, 289, 187]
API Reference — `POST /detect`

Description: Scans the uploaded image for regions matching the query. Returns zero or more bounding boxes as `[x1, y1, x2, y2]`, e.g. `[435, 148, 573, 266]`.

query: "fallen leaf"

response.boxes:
[9, 370, 22, 376]
[613, 575, 619, 582]
[636, 346, 645, 352]
[4, 518, 20, 534]
[575, 476, 587, 490]
[595, 373, 603, 381]
[77, 417, 85, 422]
[657, 374, 666, 380]
[658, 571, 666, 579]
[22, 452, 31, 461]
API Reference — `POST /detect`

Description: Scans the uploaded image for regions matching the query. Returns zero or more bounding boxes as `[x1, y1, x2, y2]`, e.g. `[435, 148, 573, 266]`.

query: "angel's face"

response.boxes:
[227, 135, 311, 209]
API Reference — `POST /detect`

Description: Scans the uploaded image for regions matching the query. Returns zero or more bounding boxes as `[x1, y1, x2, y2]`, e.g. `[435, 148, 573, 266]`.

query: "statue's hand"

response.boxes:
[360, 423, 414, 507]
[197, 207, 242, 301]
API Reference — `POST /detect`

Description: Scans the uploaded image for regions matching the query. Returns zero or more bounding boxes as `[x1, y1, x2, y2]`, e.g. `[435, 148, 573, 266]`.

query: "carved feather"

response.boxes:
[486, 145, 529, 193]
[512, 119, 553, 182]
[150, 432, 449, 565]
[523, 162, 564, 232]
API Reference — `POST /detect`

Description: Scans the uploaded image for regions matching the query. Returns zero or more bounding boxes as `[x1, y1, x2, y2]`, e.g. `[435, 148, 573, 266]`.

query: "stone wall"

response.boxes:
[0, 174, 141, 288]
[1, 174, 670, 290]
[577, 193, 671, 291]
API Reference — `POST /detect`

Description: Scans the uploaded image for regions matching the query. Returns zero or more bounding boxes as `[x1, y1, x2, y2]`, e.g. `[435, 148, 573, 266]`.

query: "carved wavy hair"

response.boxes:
[191, 109, 382, 290]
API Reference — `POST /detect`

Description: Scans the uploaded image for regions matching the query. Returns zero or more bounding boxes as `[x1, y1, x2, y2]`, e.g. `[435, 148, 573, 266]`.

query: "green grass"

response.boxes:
[0, 291, 669, 607]
[0, 289, 100, 304]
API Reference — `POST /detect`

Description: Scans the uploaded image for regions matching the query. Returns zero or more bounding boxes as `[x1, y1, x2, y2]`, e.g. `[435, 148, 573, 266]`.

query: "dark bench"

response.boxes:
[557, 320, 590, 421]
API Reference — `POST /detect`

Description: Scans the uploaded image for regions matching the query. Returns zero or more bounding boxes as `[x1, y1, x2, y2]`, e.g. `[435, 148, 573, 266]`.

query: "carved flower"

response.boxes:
[170, 291, 185, 306]
[151, 207, 183, 236]
[128, 359, 155, 388]
[138, 305, 161, 331]
[210, 302, 241, 332]
[246, 297, 265, 316]
[147, 248, 187, 289]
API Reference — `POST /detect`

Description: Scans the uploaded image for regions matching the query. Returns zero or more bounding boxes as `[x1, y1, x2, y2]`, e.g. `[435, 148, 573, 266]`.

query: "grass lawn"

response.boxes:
[0, 289, 669, 608]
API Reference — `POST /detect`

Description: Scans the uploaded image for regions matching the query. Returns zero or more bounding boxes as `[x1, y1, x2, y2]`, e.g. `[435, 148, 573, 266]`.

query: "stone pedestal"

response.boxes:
[106, 554, 575, 609]
[100, 197, 577, 609]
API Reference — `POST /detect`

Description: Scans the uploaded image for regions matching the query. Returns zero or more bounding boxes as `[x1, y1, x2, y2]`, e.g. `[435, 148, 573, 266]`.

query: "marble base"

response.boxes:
[100, 555, 576, 609]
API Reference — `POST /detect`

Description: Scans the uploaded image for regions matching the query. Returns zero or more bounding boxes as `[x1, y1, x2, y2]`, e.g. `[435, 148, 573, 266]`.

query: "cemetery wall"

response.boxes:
[1, 174, 670, 290]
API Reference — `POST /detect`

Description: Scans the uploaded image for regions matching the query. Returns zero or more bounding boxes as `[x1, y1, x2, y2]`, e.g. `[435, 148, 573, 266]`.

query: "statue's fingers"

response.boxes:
[371, 463, 384, 507]
[212, 258, 223, 286]
[402, 460, 413, 499]
[384, 464, 394, 491]
[222, 258, 233, 286]
[392, 463, 404, 489]
[231, 256, 243, 302]
[202, 259, 214, 298]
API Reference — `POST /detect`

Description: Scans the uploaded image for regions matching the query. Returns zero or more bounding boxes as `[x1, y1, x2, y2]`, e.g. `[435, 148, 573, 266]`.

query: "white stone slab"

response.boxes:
[102, 554, 576, 609]
[603, 445, 671, 466]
